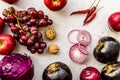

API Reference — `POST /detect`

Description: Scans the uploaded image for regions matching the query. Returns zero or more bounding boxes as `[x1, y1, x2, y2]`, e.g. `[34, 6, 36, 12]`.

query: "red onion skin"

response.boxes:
[69, 44, 88, 64]
[77, 30, 91, 46]
[78, 42, 88, 55]
[68, 29, 81, 44]
[80, 67, 101, 80]
[68, 29, 91, 46]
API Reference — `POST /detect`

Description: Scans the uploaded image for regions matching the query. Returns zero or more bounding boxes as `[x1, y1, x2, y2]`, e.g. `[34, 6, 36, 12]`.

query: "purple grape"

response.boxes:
[29, 10, 38, 18]
[22, 25, 29, 31]
[19, 38, 26, 45]
[34, 42, 40, 49]
[47, 19, 53, 25]
[39, 19, 47, 26]
[38, 10, 44, 19]
[30, 19, 36, 26]
[27, 7, 36, 13]
[19, 30, 25, 35]
[40, 42, 47, 49]
[37, 32, 42, 39]
[21, 35, 28, 42]
[27, 38, 34, 45]
[44, 15, 48, 20]
[10, 24, 19, 33]
[30, 46, 36, 54]
[2, 7, 53, 54]
[37, 49, 44, 54]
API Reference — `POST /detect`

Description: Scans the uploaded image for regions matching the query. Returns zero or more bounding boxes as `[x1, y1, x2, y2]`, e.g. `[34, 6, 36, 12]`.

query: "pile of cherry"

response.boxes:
[67, 29, 91, 63]
[2, 7, 53, 54]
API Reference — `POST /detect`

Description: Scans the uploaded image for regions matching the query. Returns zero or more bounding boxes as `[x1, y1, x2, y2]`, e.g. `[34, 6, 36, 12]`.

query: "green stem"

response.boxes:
[13, 15, 22, 29]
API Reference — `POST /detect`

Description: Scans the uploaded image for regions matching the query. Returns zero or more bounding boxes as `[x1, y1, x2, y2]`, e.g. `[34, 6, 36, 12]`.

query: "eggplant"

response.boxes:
[93, 36, 120, 63]
[42, 62, 72, 80]
[101, 61, 120, 80]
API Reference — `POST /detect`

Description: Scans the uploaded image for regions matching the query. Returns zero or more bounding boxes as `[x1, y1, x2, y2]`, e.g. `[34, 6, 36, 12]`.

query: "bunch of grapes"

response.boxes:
[2, 7, 53, 54]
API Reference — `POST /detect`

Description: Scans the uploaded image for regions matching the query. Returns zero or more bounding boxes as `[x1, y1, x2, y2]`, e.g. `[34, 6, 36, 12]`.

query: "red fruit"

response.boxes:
[108, 12, 120, 31]
[2, 0, 19, 4]
[44, 0, 67, 11]
[0, 34, 16, 55]
[0, 17, 5, 33]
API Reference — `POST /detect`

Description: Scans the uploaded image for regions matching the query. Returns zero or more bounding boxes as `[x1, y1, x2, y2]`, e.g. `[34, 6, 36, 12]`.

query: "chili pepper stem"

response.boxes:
[89, 0, 97, 9]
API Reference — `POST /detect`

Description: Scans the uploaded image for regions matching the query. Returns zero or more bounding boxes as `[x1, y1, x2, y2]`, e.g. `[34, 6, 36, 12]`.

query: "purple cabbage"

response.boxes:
[0, 53, 34, 80]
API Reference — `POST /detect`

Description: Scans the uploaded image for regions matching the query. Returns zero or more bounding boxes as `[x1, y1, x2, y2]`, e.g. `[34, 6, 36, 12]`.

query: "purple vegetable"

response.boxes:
[0, 53, 34, 80]
[80, 67, 101, 80]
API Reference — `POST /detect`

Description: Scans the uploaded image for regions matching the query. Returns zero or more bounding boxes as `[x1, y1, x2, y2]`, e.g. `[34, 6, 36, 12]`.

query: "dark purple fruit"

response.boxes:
[94, 36, 120, 64]
[101, 61, 120, 80]
[42, 62, 72, 80]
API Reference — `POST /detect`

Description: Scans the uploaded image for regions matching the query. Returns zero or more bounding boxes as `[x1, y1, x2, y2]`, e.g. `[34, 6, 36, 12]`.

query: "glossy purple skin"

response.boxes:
[42, 62, 72, 80]
[80, 67, 101, 80]
[0, 53, 34, 80]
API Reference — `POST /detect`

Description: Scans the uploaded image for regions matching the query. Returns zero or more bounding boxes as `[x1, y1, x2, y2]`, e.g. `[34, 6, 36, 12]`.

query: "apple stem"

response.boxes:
[0, 41, 4, 46]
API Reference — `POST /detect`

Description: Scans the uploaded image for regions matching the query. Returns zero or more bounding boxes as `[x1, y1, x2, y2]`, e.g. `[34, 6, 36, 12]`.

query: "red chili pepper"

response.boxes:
[83, 6, 103, 25]
[70, 0, 97, 16]
[83, 13, 96, 25]
[83, 0, 101, 25]
[70, 9, 90, 16]
[83, 7, 96, 23]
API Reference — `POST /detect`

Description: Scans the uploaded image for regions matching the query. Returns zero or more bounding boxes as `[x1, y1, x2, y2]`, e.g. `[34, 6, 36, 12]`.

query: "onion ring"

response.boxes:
[78, 41, 88, 55]
[77, 30, 91, 46]
[69, 44, 88, 64]
[67, 29, 81, 44]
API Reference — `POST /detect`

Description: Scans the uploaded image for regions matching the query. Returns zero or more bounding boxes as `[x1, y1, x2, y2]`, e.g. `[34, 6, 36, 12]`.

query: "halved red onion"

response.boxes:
[77, 30, 91, 46]
[78, 41, 88, 55]
[68, 29, 81, 44]
[69, 44, 88, 63]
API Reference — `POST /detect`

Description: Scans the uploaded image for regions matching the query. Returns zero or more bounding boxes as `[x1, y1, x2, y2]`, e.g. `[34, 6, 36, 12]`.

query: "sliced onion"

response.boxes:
[78, 41, 88, 55]
[68, 29, 81, 44]
[77, 30, 91, 46]
[69, 44, 88, 64]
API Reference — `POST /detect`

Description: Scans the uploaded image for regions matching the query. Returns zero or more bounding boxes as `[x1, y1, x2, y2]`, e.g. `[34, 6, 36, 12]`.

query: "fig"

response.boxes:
[93, 36, 120, 63]
[101, 61, 120, 80]
[42, 62, 72, 80]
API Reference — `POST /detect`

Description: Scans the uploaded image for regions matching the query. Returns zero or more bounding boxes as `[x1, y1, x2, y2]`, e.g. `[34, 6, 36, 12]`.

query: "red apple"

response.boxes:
[0, 17, 5, 33]
[44, 0, 67, 11]
[0, 34, 16, 55]
[108, 12, 120, 31]
[2, 0, 19, 4]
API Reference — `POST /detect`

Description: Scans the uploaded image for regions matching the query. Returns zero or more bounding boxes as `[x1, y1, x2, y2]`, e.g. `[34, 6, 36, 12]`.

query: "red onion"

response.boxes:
[67, 29, 81, 44]
[77, 30, 91, 46]
[68, 29, 91, 64]
[80, 67, 101, 80]
[69, 44, 88, 63]
[68, 29, 91, 46]
[78, 41, 88, 55]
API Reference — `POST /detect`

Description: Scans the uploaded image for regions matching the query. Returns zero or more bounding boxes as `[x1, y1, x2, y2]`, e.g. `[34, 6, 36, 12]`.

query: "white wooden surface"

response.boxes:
[0, 0, 120, 80]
